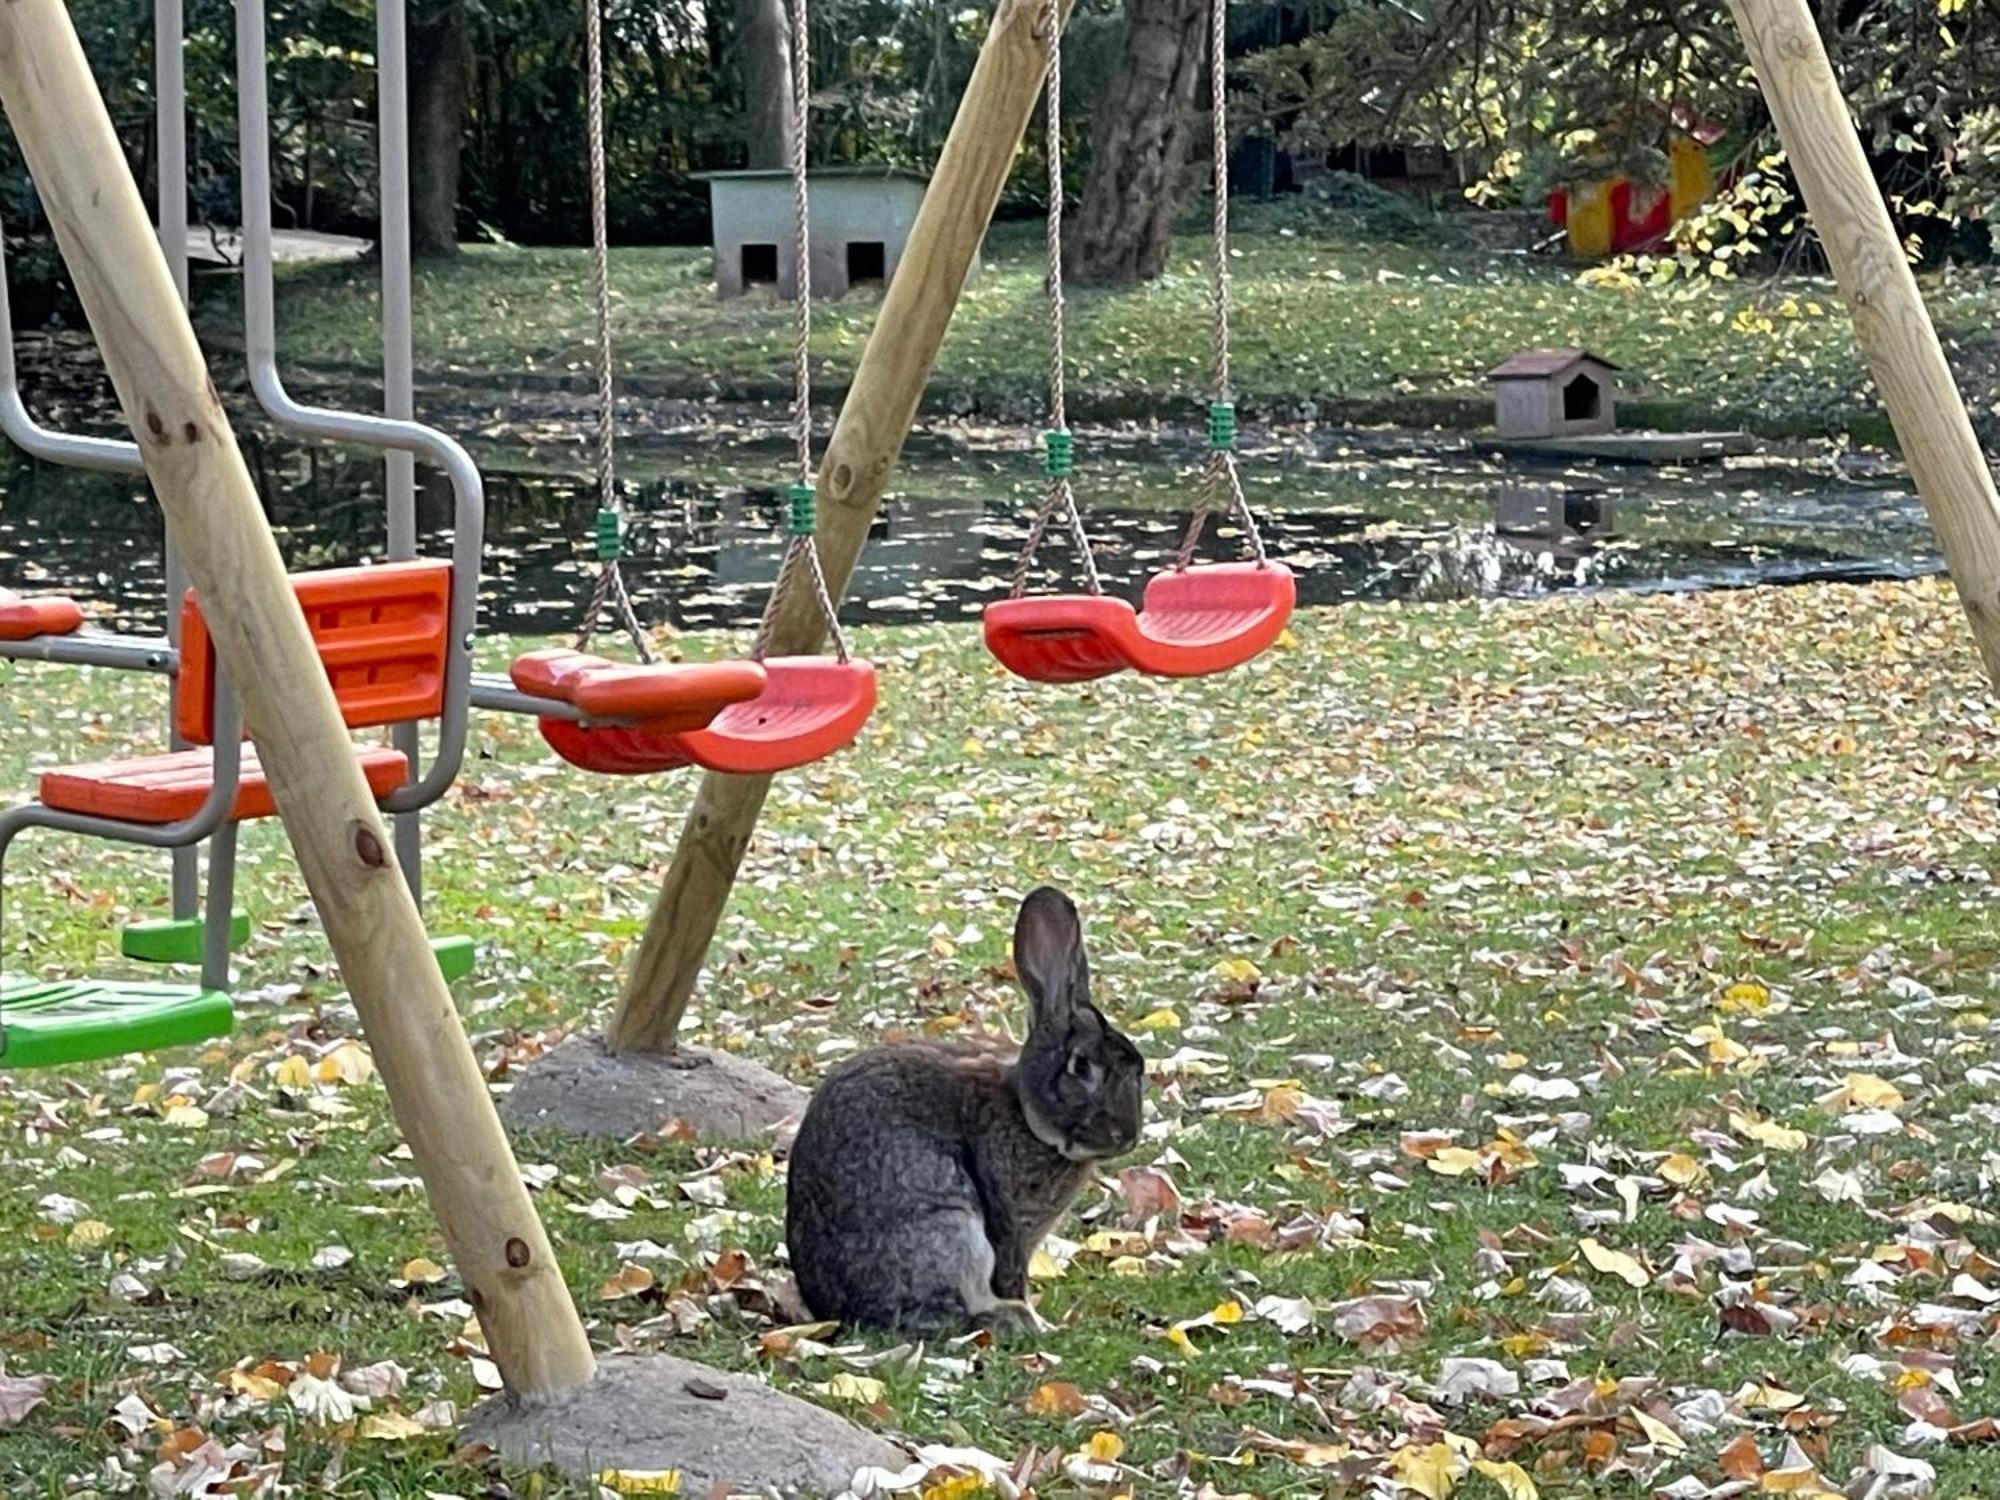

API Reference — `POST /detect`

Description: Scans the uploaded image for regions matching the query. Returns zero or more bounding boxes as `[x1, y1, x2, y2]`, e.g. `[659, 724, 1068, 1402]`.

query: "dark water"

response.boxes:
[0, 426, 1940, 637]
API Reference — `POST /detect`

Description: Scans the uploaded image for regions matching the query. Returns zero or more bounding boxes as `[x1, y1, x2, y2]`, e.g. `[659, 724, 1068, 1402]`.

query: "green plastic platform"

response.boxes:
[121, 910, 252, 965]
[0, 978, 233, 1070]
[431, 934, 476, 983]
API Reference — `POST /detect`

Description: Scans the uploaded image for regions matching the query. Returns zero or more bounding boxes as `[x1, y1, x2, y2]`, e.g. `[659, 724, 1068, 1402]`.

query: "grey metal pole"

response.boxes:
[377, 0, 424, 897]
[156, 0, 199, 922]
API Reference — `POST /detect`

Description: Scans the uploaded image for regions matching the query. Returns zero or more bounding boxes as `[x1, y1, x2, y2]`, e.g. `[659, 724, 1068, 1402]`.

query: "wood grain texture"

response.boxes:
[0, 0, 595, 1400]
[609, 0, 1075, 1053]
[1730, 0, 2000, 686]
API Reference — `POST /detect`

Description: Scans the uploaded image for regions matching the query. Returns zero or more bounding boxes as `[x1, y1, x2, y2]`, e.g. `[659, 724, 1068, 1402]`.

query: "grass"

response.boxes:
[5, 579, 2000, 1495]
[216, 217, 2000, 440]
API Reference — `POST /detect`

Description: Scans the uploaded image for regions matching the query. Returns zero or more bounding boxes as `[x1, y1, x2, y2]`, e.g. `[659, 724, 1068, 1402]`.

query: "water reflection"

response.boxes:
[0, 430, 1942, 637]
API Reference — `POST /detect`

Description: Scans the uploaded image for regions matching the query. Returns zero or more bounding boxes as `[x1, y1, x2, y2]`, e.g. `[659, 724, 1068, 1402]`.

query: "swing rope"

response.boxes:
[573, 0, 654, 662]
[1175, 0, 1269, 572]
[751, 0, 851, 663]
[1006, 0, 1104, 601]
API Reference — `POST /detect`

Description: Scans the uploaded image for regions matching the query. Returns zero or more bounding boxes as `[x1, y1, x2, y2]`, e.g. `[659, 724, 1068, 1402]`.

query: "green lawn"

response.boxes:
[222, 219, 2000, 440]
[4, 581, 2000, 1495]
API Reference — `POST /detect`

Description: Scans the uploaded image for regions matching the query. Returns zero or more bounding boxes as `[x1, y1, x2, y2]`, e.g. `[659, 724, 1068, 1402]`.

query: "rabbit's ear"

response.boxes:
[1014, 886, 1089, 1031]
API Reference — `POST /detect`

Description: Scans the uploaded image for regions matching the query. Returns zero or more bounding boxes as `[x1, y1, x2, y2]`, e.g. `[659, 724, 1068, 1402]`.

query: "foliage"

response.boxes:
[8, 579, 2000, 1493]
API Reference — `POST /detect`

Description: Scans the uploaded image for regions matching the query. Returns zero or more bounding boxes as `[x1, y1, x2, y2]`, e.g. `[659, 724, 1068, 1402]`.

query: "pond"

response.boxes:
[0, 421, 1938, 638]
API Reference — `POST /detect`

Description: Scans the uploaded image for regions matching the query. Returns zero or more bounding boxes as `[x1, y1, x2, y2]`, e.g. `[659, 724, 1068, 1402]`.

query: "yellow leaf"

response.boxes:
[162, 1104, 209, 1129]
[1844, 1072, 1905, 1112]
[1028, 1248, 1066, 1280]
[1719, 981, 1770, 1014]
[274, 1055, 312, 1087]
[226, 1370, 286, 1403]
[1633, 1411, 1686, 1453]
[1730, 1112, 1809, 1152]
[1471, 1459, 1538, 1500]
[1212, 958, 1262, 985]
[821, 1373, 886, 1404]
[1389, 1442, 1463, 1500]
[400, 1257, 447, 1285]
[1275, 627, 1299, 650]
[920, 1476, 990, 1500]
[598, 1263, 656, 1301]
[1659, 1153, 1707, 1190]
[595, 1470, 683, 1495]
[1024, 1381, 1088, 1417]
[358, 1411, 428, 1442]
[1083, 1431, 1125, 1463]
[1579, 1237, 1649, 1288]
[317, 1041, 374, 1087]
[68, 1219, 112, 1249]
[1164, 1325, 1195, 1356]
[1428, 1147, 1484, 1177]
[1130, 1008, 1180, 1033]
[1211, 1300, 1244, 1325]
[1762, 1465, 1825, 1493]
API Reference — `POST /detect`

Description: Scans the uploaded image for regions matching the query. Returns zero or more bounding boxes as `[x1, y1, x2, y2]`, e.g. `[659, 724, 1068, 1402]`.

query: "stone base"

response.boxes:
[498, 1032, 808, 1142]
[464, 1352, 906, 1494]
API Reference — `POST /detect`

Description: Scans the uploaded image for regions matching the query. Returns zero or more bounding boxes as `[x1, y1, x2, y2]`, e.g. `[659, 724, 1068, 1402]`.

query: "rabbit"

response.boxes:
[784, 885, 1144, 1336]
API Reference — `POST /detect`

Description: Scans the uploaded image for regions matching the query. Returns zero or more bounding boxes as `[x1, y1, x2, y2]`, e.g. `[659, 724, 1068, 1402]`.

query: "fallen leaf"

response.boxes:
[1580, 1238, 1650, 1288]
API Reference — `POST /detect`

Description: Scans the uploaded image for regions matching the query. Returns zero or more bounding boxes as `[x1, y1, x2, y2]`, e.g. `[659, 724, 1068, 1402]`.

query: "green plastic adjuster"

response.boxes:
[1043, 429, 1075, 477]
[594, 507, 623, 562]
[122, 909, 251, 966]
[787, 482, 817, 537]
[1208, 401, 1237, 451]
[0, 978, 232, 1070]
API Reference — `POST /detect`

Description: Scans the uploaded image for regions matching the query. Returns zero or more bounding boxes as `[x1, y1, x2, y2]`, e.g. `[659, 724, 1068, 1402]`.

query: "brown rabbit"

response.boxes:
[784, 887, 1144, 1334]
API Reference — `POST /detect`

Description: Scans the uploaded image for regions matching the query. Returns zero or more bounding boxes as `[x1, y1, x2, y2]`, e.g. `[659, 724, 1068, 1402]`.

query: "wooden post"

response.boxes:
[1729, 0, 2000, 688]
[0, 1, 596, 1401]
[608, 0, 1072, 1053]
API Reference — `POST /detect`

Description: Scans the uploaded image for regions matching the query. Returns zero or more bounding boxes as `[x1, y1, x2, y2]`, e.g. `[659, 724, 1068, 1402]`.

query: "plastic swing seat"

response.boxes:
[0, 978, 232, 1070]
[0, 589, 84, 641]
[519, 650, 877, 776]
[985, 561, 1296, 684]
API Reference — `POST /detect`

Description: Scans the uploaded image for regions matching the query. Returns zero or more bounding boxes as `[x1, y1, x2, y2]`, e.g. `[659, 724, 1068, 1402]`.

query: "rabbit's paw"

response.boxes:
[979, 1299, 1051, 1338]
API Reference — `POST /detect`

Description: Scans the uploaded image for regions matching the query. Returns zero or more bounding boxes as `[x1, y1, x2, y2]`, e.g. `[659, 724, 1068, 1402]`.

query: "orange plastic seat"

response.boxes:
[537, 657, 878, 776]
[509, 648, 767, 731]
[0, 590, 84, 641]
[41, 744, 410, 825]
[985, 562, 1294, 683]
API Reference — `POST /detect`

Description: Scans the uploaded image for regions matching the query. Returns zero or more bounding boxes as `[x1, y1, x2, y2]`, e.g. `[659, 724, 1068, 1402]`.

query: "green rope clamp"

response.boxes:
[594, 507, 622, 561]
[1043, 429, 1075, 478]
[1208, 401, 1237, 452]
[787, 482, 817, 536]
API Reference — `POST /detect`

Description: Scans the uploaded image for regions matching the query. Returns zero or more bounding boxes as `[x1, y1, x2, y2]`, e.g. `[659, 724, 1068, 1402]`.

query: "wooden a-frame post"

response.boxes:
[0, 0, 597, 1401]
[608, 0, 1074, 1052]
[1728, 0, 2000, 687]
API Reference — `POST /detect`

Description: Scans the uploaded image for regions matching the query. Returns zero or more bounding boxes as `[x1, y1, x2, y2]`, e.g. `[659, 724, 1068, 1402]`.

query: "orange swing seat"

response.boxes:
[985, 561, 1294, 684]
[513, 648, 877, 776]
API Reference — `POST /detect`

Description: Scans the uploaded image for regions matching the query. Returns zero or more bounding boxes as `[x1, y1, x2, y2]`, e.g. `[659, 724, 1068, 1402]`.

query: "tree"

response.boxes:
[1064, 0, 1209, 285]
[409, 0, 472, 256]
[736, 0, 795, 169]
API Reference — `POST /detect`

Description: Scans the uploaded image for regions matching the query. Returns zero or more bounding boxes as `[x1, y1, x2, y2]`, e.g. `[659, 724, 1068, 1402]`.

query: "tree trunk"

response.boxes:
[1066, 0, 1208, 285]
[408, 0, 471, 257]
[736, 0, 795, 169]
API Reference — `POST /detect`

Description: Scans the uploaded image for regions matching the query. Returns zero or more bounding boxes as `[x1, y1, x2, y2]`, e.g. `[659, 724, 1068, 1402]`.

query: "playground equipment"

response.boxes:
[981, 0, 1295, 685]
[509, 0, 876, 778]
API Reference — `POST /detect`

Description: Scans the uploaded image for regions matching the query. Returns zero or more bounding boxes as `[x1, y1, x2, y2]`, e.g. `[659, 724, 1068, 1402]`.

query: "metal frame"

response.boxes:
[233, 0, 481, 891]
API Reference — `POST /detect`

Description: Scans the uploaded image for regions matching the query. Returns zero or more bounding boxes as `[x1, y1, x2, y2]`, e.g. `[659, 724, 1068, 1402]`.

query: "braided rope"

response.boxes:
[574, 0, 654, 660]
[1174, 0, 1269, 573]
[1007, 0, 1103, 599]
[752, 0, 851, 663]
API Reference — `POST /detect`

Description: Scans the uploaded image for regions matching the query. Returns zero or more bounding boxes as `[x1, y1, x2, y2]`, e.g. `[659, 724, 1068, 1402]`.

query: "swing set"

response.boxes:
[982, 0, 1295, 684]
[0, 0, 1289, 1071]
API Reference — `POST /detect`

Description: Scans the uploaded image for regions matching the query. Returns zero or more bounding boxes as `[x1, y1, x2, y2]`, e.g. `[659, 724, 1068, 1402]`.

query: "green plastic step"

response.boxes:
[0, 978, 233, 1070]
[430, 935, 476, 983]
[121, 910, 252, 965]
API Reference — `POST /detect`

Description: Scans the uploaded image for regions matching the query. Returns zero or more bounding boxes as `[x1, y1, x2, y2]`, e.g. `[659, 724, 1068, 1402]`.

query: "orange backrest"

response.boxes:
[177, 560, 453, 745]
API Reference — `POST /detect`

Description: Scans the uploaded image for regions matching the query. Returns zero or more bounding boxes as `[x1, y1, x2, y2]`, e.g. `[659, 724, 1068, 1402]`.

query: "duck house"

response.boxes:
[698, 165, 952, 300]
[1489, 348, 1620, 439]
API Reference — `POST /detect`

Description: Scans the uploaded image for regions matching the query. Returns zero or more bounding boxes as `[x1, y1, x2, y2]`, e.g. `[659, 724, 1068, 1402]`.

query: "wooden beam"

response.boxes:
[608, 0, 1073, 1053]
[1728, 0, 2000, 687]
[0, 0, 596, 1400]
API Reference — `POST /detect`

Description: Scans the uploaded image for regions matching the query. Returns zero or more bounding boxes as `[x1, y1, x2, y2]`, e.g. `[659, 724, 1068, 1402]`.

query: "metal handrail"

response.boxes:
[233, 0, 483, 825]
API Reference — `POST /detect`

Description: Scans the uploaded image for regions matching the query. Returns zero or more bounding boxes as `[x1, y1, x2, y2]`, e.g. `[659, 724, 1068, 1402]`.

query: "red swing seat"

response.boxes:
[985, 561, 1295, 684]
[514, 649, 877, 776]
[0, 589, 84, 641]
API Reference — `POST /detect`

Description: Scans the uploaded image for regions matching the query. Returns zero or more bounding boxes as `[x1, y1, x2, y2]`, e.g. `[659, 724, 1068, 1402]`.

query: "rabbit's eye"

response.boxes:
[1066, 1053, 1101, 1089]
